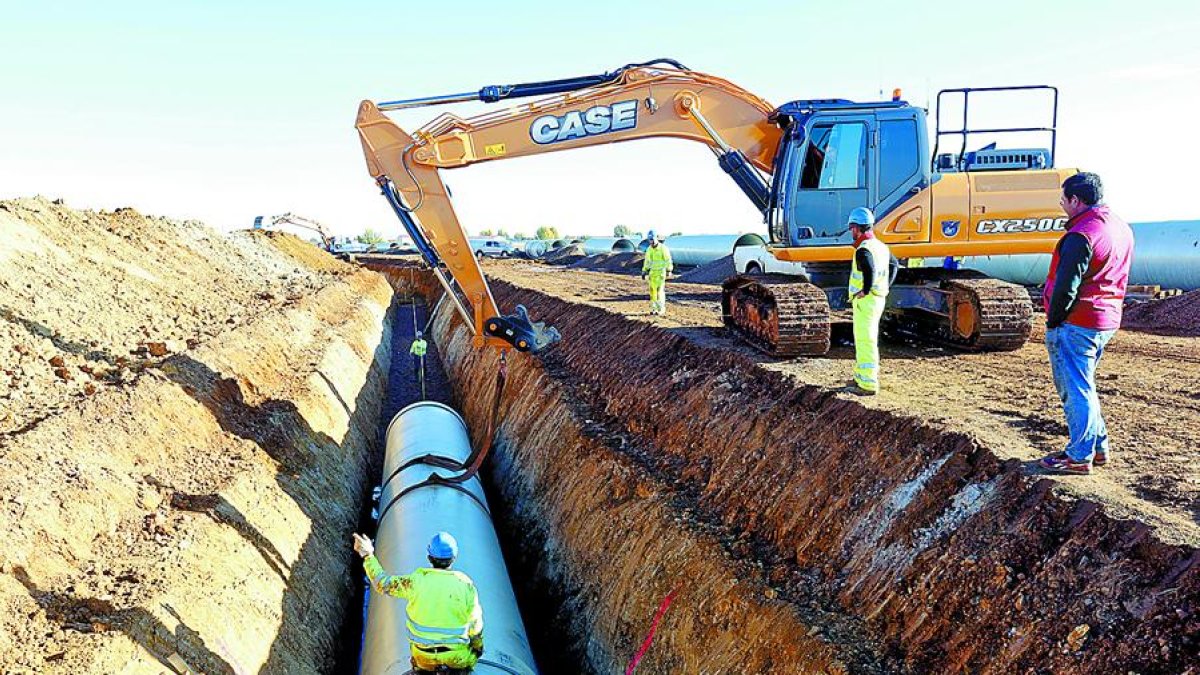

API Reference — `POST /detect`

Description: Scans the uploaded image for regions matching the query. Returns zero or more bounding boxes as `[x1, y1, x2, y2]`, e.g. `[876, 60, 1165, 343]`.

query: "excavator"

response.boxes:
[356, 59, 1073, 356]
[254, 213, 335, 252]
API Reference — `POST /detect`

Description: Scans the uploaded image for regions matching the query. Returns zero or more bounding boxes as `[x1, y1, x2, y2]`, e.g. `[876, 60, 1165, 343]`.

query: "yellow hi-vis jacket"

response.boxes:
[409, 338, 427, 357]
[849, 237, 891, 298]
[364, 556, 483, 652]
[642, 244, 673, 275]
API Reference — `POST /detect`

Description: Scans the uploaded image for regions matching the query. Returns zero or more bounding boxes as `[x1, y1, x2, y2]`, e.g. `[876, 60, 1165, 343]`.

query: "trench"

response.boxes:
[335, 275, 581, 673]
[361, 259, 1196, 675]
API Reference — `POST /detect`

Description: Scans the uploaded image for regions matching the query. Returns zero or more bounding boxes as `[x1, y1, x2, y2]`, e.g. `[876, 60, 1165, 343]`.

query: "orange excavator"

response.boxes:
[356, 59, 1073, 356]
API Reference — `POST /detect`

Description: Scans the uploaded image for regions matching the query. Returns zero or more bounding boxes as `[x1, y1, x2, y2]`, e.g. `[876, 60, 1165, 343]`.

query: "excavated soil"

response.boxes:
[0, 198, 355, 437]
[1123, 289, 1200, 337]
[480, 260, 1200, 549]
[394, 270, 1197, 674]
[677, 254, 736, 284]
[0, 200, 393, 673]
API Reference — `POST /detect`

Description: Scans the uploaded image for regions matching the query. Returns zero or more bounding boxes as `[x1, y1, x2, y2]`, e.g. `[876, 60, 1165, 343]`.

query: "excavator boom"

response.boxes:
[356, 60, 783, 352]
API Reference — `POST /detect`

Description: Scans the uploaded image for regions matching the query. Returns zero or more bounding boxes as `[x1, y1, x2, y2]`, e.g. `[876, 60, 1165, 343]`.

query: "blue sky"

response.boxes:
[1, 1, 1197, 238]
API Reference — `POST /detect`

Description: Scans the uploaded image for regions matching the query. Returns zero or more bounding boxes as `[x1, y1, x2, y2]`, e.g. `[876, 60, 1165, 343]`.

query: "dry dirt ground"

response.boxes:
[0, 198, 387, 673]
[0, 198, 352, 436]
[482, 258, 1200, 548]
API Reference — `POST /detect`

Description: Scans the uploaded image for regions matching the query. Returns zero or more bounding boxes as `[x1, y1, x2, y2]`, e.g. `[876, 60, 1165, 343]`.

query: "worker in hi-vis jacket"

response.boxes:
[353, 531, 484, 672]
[410, 331, 427, 398]
[641, 230, 673, 316]
[846, 207, 892, 395]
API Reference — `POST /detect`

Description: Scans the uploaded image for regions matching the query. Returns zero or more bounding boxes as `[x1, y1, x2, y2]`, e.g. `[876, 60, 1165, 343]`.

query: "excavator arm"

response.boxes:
[355, 60, 782, 352]
[269, 213, 334, 251]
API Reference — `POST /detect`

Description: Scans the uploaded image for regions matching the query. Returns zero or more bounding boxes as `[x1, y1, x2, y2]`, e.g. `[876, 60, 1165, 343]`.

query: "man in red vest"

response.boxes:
[1038, 172, 1134, 475]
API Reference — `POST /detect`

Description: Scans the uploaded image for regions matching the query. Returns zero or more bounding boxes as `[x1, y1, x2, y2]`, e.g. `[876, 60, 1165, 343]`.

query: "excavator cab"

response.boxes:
[769, 99, 931, 247]
[724, 87, 1065, 356]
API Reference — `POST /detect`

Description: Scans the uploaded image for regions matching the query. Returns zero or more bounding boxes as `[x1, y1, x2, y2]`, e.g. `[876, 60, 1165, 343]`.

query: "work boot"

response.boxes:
[1093, 451, 1108, 467]
[1039, 451, 1092, 475]
[843, 381, 877, 396]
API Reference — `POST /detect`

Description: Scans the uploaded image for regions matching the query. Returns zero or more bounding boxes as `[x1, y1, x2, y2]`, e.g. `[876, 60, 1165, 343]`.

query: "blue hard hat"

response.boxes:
[427, 531, 458, 559]
[645, 229, 657, 241]
[847, 207, 876, 228]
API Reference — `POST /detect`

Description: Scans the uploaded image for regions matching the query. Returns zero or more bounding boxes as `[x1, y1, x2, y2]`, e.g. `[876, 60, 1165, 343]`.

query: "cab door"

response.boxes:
[788, 114, 875, 245]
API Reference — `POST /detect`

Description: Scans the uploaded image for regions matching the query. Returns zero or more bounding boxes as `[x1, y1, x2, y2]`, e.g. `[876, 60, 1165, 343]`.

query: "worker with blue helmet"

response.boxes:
[846, 207, 892, 395]
[641, 230, 673, 316]
[353, 530, 484, 671]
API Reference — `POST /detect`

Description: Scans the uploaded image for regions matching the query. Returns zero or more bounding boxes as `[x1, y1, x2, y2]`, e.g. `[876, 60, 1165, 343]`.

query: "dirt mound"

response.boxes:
[567, 252, 613, 269]
[1122, 289, 1200, 336]
[543, 243, 586, 265]
[0, 197, 390, 672]
[677, 254, 736, 284]
[248, 229, 348, 274]
[0, 198, 351, 435]
[564, 251, 644, 274]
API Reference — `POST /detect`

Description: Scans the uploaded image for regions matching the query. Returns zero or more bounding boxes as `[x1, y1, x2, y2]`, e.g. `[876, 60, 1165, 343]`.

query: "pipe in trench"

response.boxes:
[360, 401, 538, 675]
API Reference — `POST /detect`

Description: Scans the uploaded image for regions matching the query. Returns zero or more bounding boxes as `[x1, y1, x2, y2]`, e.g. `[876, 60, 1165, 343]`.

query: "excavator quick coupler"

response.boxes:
[484, 305, 561, 353]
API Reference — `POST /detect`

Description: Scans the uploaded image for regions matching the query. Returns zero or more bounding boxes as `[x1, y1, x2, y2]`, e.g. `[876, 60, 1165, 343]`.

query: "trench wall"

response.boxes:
[395, 265, 1197, 674]
[0, 269, 393, 673]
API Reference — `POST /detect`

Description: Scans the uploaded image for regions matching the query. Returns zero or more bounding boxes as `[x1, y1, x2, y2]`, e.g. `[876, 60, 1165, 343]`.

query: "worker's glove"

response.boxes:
[470, 636, 484, 657]
[352, 533, 374, 558]
[641, 272, 648, 280]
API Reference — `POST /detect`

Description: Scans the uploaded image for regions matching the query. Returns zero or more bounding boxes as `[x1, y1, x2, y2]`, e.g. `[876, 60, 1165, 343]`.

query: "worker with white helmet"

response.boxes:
[353, 530, 484, 672]
[846, 207, 891, 395]
[641, 230, 673, 316]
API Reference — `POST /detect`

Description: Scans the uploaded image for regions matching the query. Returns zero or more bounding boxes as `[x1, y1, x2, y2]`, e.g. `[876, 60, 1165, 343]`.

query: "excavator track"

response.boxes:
[939, 277, 1033, 351]
[722, 275, 831, 356]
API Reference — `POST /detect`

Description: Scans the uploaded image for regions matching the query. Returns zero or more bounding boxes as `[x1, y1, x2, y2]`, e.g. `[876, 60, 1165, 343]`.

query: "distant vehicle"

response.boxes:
[733, 237, 806, 275]
[384, 239, 418, 254]
[468, 238, 514, 259]
[332, 239, 371, 254]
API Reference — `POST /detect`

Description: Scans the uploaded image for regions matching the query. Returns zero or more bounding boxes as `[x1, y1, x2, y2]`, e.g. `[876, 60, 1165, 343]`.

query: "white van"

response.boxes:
[732, 234, 807, 276]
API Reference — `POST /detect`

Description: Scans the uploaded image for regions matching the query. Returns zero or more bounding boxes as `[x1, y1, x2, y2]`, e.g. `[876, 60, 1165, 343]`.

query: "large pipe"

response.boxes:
[361, 402, 538, 675]
[580, 237, 638, 255]
[661, 234, 741, 266]
[936, 220, 1200, 290]
[522, 240, 549, 258]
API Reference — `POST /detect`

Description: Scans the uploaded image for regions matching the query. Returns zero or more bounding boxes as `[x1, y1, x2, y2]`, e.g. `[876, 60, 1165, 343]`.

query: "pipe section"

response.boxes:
[661, 234, 741, 266]
[930, 220, 1200, 290]
[580, 237, 638, 255]
[361, 401, 538, 675]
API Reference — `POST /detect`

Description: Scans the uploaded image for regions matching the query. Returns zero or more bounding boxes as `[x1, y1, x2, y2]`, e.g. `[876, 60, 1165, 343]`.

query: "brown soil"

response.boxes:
[0, 199, 392, 673]
[393, 267, 1198, 674]
[482, 261, 1200, 548]
[1123, 289, 1200, 336]
[0, 198, 345, 436]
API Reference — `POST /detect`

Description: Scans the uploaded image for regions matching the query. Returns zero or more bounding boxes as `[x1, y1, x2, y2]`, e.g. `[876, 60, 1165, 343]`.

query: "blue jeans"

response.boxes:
[1045, 323, 1116, 462]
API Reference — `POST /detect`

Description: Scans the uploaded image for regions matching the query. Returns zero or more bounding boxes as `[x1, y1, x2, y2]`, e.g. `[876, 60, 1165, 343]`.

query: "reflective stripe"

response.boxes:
[407, 631, 470, 646]
[849, 238, 890, 297]
[407, 616, 472, 646]
[407, 628, 470, 645]
[408, 617, 471, 636]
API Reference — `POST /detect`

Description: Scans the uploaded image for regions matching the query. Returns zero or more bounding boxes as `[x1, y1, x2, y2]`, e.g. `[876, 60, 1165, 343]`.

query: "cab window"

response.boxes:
[879, 119, 919, 197]
[799, 123, 866, 190]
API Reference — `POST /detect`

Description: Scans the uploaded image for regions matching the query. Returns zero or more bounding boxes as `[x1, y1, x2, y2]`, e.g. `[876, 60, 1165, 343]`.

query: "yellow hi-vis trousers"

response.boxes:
[852, 293, 886, 392]
[647, 271, 667, 314]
